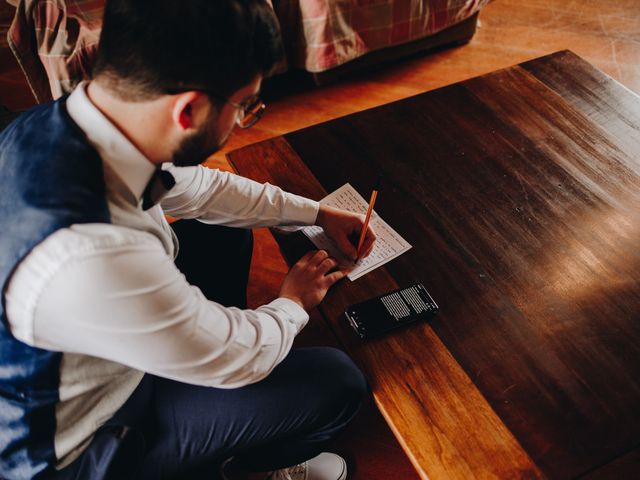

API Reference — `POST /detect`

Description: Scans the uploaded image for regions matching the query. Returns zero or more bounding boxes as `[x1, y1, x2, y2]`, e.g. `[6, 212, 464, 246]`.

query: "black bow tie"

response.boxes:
[141, 169, 175, 210]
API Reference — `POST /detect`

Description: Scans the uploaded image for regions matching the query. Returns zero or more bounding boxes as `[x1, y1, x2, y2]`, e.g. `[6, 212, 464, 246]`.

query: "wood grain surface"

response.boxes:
[229, 139, 541, 479]
[228, 51, 640, 479]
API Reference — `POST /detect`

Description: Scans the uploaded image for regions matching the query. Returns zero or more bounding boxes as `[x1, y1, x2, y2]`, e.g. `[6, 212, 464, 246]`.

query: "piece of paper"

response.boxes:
[302, 183, 412, 281]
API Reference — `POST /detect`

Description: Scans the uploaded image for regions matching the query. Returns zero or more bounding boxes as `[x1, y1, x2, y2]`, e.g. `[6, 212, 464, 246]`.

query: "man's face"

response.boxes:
[172, 76, 262, 167]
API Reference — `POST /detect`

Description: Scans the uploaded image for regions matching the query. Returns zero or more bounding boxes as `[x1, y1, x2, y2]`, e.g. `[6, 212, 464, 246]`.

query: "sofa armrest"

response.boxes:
[7, 0, 103, 102]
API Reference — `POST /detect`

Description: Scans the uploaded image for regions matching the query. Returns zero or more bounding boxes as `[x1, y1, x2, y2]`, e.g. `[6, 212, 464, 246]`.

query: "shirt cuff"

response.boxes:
[281, 193, 320, 226]
[265, 297, 309, 332]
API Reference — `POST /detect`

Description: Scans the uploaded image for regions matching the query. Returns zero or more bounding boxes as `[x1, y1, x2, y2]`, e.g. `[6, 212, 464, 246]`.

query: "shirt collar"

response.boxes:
[66, 82, 157, 202]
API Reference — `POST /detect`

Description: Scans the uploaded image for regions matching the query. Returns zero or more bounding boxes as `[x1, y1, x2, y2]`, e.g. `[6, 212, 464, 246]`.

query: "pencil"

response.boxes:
[356, 175, 382, 258]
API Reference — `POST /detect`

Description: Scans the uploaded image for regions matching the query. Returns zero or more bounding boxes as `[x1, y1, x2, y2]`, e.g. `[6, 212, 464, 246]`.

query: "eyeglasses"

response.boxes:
[226, 95, 266, 129]
[165, 87, 266, 129]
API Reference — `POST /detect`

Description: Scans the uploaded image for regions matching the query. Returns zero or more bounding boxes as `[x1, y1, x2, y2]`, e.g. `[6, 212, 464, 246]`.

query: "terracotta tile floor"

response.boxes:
[1, 1, 639, 478]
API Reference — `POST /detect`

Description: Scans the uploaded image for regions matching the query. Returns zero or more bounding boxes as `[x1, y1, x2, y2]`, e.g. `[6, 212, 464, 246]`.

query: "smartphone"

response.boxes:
[344, 283, 439, 339]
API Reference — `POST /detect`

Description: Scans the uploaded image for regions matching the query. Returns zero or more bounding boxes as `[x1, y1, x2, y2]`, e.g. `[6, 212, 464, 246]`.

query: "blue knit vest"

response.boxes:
[0, 97, 110, 479]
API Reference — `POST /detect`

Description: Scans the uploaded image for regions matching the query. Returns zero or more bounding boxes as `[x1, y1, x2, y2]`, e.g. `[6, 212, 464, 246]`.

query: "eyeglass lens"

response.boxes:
[237, 98, 265, 129]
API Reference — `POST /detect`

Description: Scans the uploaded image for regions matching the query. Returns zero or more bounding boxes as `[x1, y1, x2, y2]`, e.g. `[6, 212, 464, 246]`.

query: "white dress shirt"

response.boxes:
[3, 83, 320, 467]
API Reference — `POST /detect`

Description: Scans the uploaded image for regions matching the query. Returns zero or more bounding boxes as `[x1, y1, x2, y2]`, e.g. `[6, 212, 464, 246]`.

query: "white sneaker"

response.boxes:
[220, 452, 347, 480]
[269, 453, 347, 480]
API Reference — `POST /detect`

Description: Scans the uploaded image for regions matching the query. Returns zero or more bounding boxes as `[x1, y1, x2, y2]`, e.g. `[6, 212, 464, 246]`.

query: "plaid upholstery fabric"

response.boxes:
[274, 0, 491, 72]
[6, 0, 490, 102]
[7, 0, 103, 102]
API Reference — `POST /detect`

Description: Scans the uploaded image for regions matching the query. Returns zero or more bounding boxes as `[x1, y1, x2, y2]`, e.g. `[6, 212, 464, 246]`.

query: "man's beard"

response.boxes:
[172, 115, 228, 167]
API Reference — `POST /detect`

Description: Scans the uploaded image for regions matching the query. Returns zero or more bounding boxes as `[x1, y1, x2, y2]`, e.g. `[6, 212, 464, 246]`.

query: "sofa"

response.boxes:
[273, 0, 490, 84]
[6, 0, 491, 101]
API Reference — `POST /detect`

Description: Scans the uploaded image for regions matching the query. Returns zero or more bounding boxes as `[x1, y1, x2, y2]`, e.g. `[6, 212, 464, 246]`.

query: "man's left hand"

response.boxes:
[315, 204, 376, 262]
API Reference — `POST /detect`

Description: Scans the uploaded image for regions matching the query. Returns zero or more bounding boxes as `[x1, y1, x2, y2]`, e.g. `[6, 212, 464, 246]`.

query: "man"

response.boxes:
[0, 0, 376, 479]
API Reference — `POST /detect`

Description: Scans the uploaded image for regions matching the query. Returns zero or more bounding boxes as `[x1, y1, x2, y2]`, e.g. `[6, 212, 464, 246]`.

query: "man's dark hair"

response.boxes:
[93, 0, 283, 101]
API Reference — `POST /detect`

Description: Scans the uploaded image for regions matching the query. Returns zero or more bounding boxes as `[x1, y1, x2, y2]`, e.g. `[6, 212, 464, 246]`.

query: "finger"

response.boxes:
[295, 250, 320, 269]
[318, 257, 338, 274]
[303, 250, 319, 261]
[360, 236, 376, 258]
[367, 226, 377, 242]
[335, 235, 358, 261]
[358, 244, 372, 260]
[339, 264, 355, 274]
[311, 249, 330, 266]
[324, 269, 347, 286]
[360, 228, 377, 257]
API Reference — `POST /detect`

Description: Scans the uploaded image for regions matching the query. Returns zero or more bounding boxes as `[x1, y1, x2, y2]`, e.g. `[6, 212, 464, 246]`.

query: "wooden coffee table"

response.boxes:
[228, 51, 640, 479]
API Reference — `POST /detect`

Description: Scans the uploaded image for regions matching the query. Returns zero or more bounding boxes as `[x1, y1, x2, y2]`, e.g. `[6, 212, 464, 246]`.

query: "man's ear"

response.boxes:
[170, 91, 205, 131]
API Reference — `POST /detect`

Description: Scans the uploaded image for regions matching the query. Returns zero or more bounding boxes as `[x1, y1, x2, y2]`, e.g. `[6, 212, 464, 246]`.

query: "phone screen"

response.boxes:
[344, 283, 438, 339]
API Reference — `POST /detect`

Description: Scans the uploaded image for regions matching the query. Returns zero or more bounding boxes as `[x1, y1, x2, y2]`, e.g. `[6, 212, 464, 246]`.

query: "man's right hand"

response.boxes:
[279, 250, 346, 311]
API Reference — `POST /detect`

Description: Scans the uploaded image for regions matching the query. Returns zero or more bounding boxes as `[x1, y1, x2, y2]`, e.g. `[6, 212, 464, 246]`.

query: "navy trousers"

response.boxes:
[48, 221, 367, 480]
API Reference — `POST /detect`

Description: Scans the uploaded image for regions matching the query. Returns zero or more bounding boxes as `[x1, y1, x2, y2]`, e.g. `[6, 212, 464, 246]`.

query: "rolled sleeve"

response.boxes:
[5, 224, 308, 388]
[261, 297, 309, 331]
[161, 165, 319, 228]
